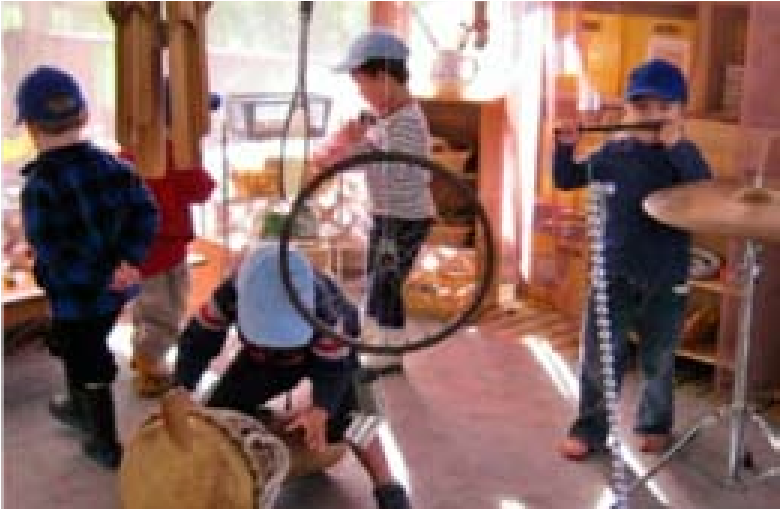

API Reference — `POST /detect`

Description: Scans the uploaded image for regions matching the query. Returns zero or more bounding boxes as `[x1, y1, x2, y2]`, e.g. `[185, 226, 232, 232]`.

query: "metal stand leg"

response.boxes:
[630, 239, 780, 493]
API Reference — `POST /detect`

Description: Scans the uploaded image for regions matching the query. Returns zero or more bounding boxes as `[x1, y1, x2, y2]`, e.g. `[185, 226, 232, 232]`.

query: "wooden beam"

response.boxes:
[369, 1, 409, 36]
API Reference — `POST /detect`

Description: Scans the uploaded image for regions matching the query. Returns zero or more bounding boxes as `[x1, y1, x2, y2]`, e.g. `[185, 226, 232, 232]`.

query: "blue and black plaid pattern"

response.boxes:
[21, 141, 158, 319]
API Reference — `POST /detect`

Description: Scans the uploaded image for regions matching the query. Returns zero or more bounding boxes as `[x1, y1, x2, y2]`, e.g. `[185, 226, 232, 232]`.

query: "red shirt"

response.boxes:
[119, 144, 216, 277]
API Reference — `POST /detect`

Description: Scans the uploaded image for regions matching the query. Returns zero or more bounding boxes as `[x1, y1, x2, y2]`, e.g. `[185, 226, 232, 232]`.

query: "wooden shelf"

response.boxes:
[676, 343, 719, 365]
[629, 331, 718, 365]
[689, 279, 742, 296]
[3, 284, 45, 305]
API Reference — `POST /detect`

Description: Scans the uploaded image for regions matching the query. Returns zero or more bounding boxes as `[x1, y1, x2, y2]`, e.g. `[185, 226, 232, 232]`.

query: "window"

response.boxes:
[1, 2, 23, 30]
[206, 1, 368, 128]
[2, 2, 116, 179]
[1, 2, 370, 245]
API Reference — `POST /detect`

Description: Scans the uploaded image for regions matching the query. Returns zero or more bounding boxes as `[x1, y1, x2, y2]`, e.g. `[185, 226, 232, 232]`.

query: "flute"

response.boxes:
[554, 120, 666, 134]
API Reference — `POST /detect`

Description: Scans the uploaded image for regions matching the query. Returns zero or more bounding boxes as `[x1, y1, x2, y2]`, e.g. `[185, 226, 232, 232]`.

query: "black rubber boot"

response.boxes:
[79, 385, 123, 470]
[374, 482, 411, 509]
[49, 382, 89, 435]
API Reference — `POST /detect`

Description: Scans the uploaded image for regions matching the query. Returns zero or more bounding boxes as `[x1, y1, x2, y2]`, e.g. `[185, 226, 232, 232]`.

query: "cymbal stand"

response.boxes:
[630, 239, 780, 493]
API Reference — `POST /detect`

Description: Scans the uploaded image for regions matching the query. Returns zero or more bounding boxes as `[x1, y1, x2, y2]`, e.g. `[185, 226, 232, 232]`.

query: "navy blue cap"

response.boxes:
[625, 59, 688, 103]
[15, 66, 87, 126]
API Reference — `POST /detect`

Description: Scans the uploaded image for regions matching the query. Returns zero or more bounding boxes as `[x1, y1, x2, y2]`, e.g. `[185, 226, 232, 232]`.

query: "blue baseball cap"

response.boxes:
[236, 242, 315, 349]
[15, 66, 87, 126]
[625, 59, 688, 103]
[333, 29, 409, 73]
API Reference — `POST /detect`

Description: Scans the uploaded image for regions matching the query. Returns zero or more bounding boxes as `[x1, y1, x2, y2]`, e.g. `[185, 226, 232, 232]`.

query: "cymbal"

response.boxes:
[643, 178, 780, 243]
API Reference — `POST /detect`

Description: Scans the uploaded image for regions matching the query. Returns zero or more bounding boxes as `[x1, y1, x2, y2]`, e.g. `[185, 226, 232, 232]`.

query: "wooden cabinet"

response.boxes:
[556, 2, 749, 122]
[418, 98, 481, 247]
[690, 3, 749, 121]
[713, 3, 780, 400]
[417, 96, 516, 309]
[555, 2, 699, 103]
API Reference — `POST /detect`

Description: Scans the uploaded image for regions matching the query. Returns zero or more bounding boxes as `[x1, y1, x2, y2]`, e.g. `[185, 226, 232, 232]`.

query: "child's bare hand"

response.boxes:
[285, 406, 329, 452]
[335, 118, 369, 146]
[658, 119, 684, 148]
[312, 119, 368, 168]
[341, 119, 369, 145]
[554, 120, 580, 145]
[110, 261, 141, 291]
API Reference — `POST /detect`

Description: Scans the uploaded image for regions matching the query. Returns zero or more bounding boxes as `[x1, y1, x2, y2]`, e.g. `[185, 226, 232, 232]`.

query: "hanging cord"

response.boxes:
[279, 1, 314, 201]
[587, 173, 630, 509]
[409, 3, 440, 49]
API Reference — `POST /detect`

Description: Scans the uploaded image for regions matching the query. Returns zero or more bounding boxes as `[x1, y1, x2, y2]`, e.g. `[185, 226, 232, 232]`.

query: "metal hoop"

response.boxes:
[279, 150, 495, 354]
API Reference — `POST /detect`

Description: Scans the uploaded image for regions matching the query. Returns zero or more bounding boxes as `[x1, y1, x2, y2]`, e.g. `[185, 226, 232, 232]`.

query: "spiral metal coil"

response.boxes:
[587, 180, 629, 509]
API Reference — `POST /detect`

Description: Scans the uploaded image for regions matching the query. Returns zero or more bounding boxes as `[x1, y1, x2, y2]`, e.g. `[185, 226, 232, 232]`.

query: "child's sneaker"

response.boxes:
[49, 393, 89, 434]
[374, 482, 411, 509]
[84, 438, 122, 470]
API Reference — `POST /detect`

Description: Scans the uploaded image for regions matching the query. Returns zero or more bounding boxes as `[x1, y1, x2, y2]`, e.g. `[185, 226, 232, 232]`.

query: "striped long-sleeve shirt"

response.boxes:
[21, 141, 159, 319]
[354, 101, 437, 220]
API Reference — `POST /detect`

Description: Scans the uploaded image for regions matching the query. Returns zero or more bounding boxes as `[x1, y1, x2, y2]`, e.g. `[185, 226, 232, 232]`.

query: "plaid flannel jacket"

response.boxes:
[21, 141, 159, 319]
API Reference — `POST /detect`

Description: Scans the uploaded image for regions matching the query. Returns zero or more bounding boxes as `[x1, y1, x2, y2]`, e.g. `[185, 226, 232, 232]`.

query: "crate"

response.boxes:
[404, 247, 478, 320]
[231, 156, 313, 199]
[231, 167, 280, 199]
[404, 281, 474, 321]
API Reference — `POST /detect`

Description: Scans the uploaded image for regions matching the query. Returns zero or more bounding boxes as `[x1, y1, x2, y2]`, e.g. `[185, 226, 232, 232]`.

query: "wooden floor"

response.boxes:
[4, 298, 780, 508]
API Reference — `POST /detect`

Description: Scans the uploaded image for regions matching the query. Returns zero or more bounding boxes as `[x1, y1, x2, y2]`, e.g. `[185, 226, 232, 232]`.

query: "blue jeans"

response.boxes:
[569, 277, 687, 447]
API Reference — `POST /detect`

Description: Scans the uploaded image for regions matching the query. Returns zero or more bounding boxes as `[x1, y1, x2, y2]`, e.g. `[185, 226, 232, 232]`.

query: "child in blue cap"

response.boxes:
[554, 59, 712, 460]
[17, 66, 159, 469]
[121, 79, 219, 398]
[314, 29, 436, 370]
[173, 242, 412, 509]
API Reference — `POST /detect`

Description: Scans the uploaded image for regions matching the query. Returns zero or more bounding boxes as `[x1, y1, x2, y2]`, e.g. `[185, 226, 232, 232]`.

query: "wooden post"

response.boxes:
[108, 1, 165, 178]
[369, 1, 409, 37]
